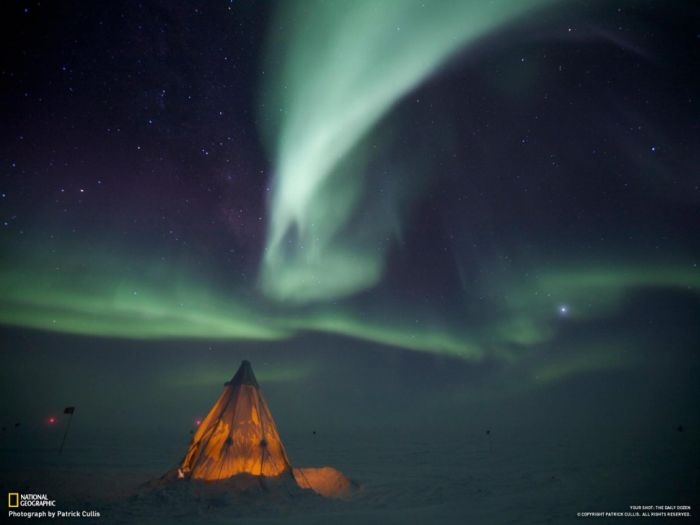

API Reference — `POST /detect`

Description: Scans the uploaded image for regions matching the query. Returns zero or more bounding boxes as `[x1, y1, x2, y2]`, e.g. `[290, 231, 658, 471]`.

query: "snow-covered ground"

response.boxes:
[2, 428, 697, 524]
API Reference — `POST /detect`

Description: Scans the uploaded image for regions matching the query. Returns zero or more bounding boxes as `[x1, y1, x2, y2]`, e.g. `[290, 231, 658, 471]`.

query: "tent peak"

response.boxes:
[225, 359, 259, 388]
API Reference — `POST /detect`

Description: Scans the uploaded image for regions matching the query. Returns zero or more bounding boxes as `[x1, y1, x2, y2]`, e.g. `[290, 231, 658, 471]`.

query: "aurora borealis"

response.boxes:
[259, 0, 554, 302]
[1, 0, 698, 369]
[2, 242, 698, 363]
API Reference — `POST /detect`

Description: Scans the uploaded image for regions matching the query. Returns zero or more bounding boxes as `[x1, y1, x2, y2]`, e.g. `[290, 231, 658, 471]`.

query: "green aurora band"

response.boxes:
[1, 243, 698, 363]
[259, 0, 554, 303]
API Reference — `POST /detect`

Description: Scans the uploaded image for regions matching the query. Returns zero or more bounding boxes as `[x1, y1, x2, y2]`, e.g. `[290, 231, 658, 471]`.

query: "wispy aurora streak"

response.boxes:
[260, 0, 553, 303]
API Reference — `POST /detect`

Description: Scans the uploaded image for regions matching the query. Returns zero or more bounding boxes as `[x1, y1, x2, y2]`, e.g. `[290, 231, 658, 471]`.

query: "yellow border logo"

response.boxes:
[8, 492, 19, 508]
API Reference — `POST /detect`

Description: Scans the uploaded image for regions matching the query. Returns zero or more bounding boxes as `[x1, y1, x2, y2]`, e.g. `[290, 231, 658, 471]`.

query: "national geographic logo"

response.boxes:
[7, 492, 101, 519]
[7, 492, 57, 508]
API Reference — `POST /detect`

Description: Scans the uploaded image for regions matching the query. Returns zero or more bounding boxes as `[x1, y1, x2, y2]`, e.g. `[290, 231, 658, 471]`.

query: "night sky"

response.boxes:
[1, 0, 699, 486]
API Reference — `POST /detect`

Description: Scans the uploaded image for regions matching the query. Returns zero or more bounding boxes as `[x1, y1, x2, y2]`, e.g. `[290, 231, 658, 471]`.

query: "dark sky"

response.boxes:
[1, 0, 698, 458]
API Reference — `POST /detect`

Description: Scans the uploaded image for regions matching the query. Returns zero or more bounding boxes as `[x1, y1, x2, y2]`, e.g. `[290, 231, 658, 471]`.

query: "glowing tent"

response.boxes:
[177, 360, 354, 498]
[179, 360, 290, 480]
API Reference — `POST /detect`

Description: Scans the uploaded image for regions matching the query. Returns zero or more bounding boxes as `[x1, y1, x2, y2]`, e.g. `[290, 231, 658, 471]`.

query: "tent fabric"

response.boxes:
[179, 361, 291, 480]
[176, 360, 354, 498]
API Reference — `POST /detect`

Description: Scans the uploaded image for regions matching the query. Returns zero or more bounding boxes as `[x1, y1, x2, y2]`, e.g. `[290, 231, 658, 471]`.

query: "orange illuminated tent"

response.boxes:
[175, 360, 354, 499]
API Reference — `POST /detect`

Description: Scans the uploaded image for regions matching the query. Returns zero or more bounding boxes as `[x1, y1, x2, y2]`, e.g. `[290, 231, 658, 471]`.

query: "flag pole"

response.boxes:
[59, 411, 74, 455]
